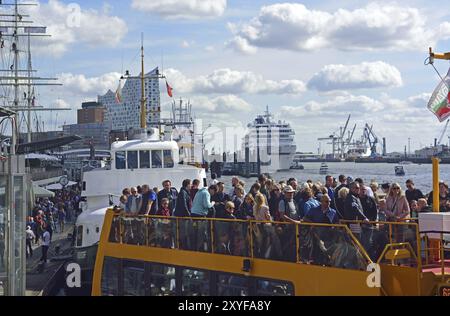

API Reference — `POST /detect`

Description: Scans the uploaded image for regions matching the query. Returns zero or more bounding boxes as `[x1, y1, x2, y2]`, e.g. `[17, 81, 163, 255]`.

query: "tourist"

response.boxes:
[139, 185, 158, 215]
[410, 200, 419, 219]
[359, 186, 378, 221]
[250, 182, 261, 198]
[325, 175, 336, 209]
[258, 175, 269, 200]
[229, 176, 242, 197]
[385, 183, 410, 222]
[427, 181, 450, 212]
[157, 198, 172, 217]
[40, 226, 51, 263]
[119, 195, 128, 210]
[381, 183, 391, 195]
[253, 193, 271, 221]
[290, 180, 299, 193]
[370, 182, 380, 204]
[57, 206, 66, 233]
[211, 182, 230, 218]
[303, 195, 339, 224]
[268, 184, 282, 221]
[217, 201, 236, 220]
[278, 186, 300, 220]
[174, 179, 192, 217]
[418, 198, 432, 213]
[335, 174, 347, 196]
[378, 199, 387, 221]
[209, 173, 219, 186]
[190, 179, 200, 201]
[157, 180, 178, 212]
[344, 182, 368, 221]
[335, 187, 349, 219]
[302, 188, 320, 218]
[355, 178, 374, 198]
[126, 187, 142, 215]
[191, 185, 217, 217]
[231, 185, 245, 213]
[405, 180, 424, 203]
[236, 194, 254, 220]
[26, 225, 35, 258]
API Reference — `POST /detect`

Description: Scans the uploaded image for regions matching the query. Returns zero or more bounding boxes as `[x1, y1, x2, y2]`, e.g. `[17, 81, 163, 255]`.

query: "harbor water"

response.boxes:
[219, 162, 450, 193]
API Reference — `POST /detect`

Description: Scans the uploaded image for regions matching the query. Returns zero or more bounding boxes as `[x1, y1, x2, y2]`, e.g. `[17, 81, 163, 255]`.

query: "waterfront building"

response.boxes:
[99, 67, 161, 131]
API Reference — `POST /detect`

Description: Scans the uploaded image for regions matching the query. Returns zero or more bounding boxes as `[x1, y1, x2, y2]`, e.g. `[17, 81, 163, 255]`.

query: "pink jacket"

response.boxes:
[385, 195, 410, 221]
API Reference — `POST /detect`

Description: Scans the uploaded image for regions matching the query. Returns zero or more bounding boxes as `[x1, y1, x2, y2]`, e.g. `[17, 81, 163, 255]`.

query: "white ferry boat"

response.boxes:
[242, 107, 296, 173]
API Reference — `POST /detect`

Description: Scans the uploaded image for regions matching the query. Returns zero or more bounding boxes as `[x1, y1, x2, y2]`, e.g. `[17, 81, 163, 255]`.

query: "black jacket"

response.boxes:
[344, 193, 367, 221]
[360, 195, 378, 221]
[174, 187, 191, 217]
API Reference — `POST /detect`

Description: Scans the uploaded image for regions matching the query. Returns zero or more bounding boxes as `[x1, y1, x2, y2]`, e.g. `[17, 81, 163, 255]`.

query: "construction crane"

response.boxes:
[318, 114, 352, 159]
[438, 119, 450, 145]
[363, 124, 379, 157]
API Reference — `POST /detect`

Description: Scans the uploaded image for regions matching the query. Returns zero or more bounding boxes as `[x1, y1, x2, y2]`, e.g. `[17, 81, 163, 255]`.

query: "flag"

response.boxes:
[428, 68, 450, 122]
[166, 80, 173, 98]
[115, 82, 122, 104]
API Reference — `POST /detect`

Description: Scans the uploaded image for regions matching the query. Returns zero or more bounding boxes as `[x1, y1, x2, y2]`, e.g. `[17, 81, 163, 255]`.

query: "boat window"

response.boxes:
[163, 150, 174, 168]
[255, 279, 294, 296]
[115, 151, 126, 170]
[182, 269, 210, 296]
[139, 150, 150, 169]
[151, 150, 162, 169]
[127, 151, 138, 170]
[149, 264, 177, 296]
[101, 257, 120, 296]
[123, 260, 146, 296]
[217, 273, 249, 296]
[76, 225, 83, 247]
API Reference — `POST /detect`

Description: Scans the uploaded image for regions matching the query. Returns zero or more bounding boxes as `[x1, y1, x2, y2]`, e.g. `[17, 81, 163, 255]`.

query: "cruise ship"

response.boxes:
[242, 107, 296, 173]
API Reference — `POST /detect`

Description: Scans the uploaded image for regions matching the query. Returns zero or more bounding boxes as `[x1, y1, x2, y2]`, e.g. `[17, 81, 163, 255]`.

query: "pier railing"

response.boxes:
[108, 214, 372, 271]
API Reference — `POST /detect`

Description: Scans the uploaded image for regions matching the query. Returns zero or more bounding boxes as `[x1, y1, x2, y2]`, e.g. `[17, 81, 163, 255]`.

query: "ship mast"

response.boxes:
[140, 33, 146, 129]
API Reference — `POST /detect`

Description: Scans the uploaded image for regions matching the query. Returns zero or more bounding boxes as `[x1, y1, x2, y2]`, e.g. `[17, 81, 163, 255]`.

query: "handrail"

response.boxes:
[108, 212, 373, 269]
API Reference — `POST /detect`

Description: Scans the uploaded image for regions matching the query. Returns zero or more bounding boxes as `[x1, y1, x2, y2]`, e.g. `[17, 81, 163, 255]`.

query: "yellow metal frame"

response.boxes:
[92, 210, 381, 296]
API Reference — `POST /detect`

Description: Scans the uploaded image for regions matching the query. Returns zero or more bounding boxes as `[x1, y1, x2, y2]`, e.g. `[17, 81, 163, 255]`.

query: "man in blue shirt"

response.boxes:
[325, 175, 336, 210]
[139, 184, 157, 215]
[304, 194, 339, 224]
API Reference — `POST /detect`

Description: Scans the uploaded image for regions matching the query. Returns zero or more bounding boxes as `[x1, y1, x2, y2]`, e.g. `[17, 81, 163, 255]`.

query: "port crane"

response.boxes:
[318, 115, 353, 159]
[363, 123, 379, 157]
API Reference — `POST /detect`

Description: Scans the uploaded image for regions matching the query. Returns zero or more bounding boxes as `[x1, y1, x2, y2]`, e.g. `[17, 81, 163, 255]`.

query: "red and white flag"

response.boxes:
[166, 80, 173, 98]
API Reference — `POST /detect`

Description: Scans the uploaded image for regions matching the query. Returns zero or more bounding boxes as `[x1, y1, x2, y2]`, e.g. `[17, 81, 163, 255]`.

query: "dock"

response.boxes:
[26, 224, 74, 296]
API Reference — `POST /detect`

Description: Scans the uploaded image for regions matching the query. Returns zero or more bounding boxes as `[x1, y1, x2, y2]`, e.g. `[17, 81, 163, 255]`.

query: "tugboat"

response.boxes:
[395, 165, 405, 176]
[319, 162, 329, 174]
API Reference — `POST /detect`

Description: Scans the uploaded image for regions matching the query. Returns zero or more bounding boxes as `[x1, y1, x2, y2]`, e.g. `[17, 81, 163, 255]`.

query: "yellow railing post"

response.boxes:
[296, 223, 300, 263]
[431, 157, 441, 263]
[210, 219, 214, 254]
[176, 218, 180, 249]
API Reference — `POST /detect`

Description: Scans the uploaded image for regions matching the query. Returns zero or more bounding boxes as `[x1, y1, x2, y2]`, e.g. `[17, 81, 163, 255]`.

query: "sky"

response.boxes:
[4, 0, 450, 154]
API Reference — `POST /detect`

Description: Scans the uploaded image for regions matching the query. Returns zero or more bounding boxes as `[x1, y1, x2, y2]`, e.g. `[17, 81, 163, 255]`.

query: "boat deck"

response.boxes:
[422, 260, 450, 275]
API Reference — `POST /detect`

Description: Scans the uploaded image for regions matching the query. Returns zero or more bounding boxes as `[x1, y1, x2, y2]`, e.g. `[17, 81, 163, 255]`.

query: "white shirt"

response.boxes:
[26, 229, 35, 241]
[42, 231, 51, 246]
[209, 179, 219, 186]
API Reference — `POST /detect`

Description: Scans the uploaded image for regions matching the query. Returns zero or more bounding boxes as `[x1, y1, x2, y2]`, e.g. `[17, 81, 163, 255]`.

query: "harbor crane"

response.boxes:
[363, 124, 379, 157]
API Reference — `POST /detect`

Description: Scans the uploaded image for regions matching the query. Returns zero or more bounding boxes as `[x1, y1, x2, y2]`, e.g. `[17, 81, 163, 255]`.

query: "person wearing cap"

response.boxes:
[26, 225, 35, 258]
[279, 185, 300, 221]
[405, 179, 424, 204]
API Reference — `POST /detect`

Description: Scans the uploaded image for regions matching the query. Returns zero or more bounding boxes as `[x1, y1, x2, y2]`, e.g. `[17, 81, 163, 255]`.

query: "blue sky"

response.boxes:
[8, 0, 450, 154]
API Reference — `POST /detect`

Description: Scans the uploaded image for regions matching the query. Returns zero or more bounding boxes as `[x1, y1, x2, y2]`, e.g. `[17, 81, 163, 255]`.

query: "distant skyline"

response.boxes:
[7, 0, 450, 153]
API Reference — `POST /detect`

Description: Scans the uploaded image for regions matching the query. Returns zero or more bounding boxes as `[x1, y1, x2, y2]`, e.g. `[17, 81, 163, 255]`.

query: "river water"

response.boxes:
[218, 162, 450, 193]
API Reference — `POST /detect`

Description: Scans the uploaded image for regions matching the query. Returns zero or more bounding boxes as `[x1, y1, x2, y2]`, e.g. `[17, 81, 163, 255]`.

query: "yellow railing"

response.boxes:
[107, 213, 373, 270]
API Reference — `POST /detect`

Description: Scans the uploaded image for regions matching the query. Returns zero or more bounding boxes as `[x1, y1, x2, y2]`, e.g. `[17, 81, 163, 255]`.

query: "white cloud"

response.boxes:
[165, 68, 306, 95]
[131, 0, 227, 19]
[308, 61, 403, 91]
[58, 72, 122, 96]
[24, 0, 127, 57]
[192, 95, 252, 113]
[228, 2, 450, 54]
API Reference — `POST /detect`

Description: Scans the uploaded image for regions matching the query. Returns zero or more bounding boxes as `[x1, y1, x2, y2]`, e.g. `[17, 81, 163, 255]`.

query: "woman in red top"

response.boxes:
[157, 198, 171, 217]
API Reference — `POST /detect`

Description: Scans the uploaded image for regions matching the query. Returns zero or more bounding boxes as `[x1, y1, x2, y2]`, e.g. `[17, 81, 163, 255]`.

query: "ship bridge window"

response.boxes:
[115, 151, 126, 170]
[127, 151, 138, 169]
[139, 150, 150, 169]
[163, 150, 174, 168]
[152, 150, 162, 169]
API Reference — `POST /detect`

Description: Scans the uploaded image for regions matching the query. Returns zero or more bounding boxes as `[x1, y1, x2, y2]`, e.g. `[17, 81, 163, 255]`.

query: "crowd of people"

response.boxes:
[117, 174, 441, 224]
[27, 188, 81, 263]
[114, 174, 445, 265]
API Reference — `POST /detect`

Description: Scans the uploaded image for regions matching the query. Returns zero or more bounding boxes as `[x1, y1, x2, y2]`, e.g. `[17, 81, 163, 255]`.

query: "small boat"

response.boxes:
[290, 161, 304, 170]
[395, 165, 405, 176]
[319, 162, 329, 174]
